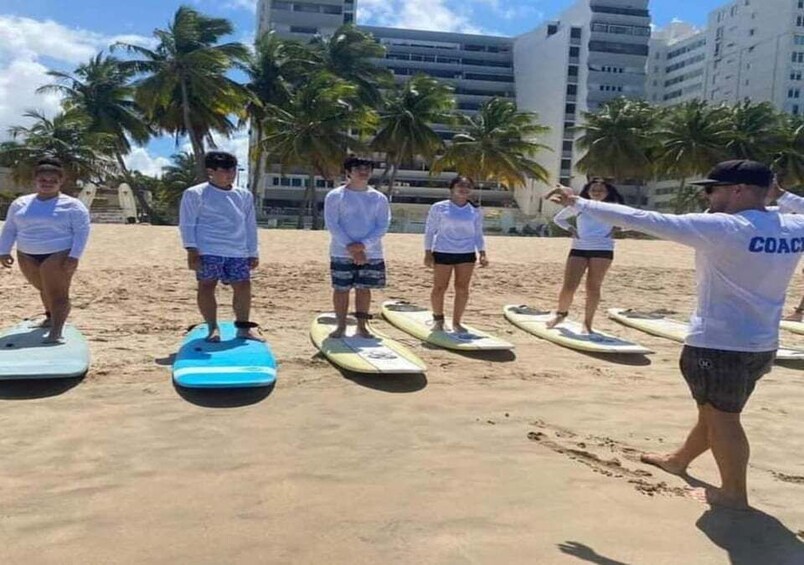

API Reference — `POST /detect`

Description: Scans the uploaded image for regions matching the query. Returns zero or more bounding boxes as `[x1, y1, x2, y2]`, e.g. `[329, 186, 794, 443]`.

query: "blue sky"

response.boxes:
[0, 0, 728, 176]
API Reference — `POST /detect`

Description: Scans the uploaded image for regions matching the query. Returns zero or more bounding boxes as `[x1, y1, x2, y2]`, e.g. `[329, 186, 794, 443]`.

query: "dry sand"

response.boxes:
[0, 224, 802, 564]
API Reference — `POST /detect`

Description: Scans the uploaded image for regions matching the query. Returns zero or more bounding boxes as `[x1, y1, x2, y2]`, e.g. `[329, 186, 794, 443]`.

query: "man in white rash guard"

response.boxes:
[549, 160, 804, 510]
[324, 156, 391, 338]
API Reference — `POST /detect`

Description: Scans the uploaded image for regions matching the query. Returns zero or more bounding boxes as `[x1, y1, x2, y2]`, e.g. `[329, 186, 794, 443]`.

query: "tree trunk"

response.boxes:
[310, 173, 321, 230]
[387, 159, 401, 203]
[250, 122, 265, 220]
[180, 78, 206, 182]
[114, 152, 164, 225]
[297, 174, 311, 230]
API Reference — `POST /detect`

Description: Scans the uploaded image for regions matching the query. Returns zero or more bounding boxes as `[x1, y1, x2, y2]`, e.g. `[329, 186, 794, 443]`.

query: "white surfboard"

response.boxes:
[0, 320, 90, 379]
[780, 319, 804, 336]
[382, 300, 514, 351]
[503, 305, 652, 354]
[310, 314, 426, 374]
[608, 308, 804, 361]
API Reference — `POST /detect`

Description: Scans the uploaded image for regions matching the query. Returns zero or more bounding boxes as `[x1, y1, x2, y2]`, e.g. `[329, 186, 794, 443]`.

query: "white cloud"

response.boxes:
[226, 0, 257, 11]
[359, 0, 483, 34]
[124, 148, 172, 178]
[0, 15, 153, 142]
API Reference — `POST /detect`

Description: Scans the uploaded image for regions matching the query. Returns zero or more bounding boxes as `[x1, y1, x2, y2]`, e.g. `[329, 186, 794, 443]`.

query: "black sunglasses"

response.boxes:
[702, 183, 734, 195]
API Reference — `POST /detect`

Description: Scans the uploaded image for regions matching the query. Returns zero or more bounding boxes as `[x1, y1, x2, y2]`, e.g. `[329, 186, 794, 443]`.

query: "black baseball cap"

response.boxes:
[343, 156, 374, 171]
[204, 151, 237, 170]
[690, 159, 773, 188]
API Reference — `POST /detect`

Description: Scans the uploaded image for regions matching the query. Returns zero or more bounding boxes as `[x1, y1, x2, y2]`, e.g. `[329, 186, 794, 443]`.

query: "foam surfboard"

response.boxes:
[172, 322, 277, 388]
[381, 300, 514, 351]
[503, 305, 652, 354]
[608, 308, 804, 361]
[780, 319, 804, 336]
[310, 313, 426, 374]
[0, 320, 90, 379]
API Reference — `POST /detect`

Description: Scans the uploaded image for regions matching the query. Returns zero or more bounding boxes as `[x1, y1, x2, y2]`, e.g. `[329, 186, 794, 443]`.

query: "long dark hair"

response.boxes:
[448, 175, 479, 207]
[579, 178, 624, 204]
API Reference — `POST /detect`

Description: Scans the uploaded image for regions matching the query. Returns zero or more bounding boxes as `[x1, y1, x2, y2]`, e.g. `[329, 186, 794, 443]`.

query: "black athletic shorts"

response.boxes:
[569, 249, 614, 260]
[679, 345, 775, 413]
[433, 251, 477, 265]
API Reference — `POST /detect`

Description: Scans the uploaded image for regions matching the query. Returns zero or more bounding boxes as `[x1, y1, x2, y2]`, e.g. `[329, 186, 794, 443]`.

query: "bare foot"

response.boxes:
[329, 327, 346, 339]
[42, 333, 65, 345]
[784, 311, 803, 322]
[545, 313, 567, 329]
[205, 326, 221, 343]
[453, 323, 468, 333]
[356, 325, 373, 338]
[640, 453, 688, 476]
[692, 487, 750, 510]
[431, 318, 445, 332]
[237, 327, 266, 342]
[32, 314, 52, 328]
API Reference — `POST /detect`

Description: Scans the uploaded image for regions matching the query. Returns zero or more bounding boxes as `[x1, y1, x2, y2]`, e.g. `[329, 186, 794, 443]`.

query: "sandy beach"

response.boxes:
[0, 224, 802, 564]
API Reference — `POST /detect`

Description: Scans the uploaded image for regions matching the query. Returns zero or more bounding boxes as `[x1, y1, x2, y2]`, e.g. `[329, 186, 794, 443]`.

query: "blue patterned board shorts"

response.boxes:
[197, 255, 251, 284]
[330, 257, 386, 291]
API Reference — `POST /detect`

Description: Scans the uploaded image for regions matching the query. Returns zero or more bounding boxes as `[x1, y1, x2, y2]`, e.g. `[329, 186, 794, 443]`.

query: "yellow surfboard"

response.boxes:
[382, 300, 514, 351]
[310, 314, 426, 374]
[504, 305, 652, 354]
[608, 308, 804, 361]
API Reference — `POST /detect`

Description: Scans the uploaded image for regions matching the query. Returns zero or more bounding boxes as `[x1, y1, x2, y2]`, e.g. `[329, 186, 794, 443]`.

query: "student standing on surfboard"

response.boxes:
[0, 157, 90, 343]
[549, 160, 804, 510]
[423, 175, 488, 333]
[179, 151, 262, 343]
[324, 156, 391, 338]
[546, 178, 625, 334]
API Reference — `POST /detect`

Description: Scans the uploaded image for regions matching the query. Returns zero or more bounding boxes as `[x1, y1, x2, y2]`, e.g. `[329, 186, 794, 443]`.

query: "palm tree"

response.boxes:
[36, 53, 160, 220]
[307, 24, 393, 107]
[243, 31, 307, 211]
[115, 6, 252, 180]
[261, 72, 377, 229]
[1, 111, 117, 191]
[575, 97, 658, 183]
[371, 75, 455, 197]
[772, 115, 804, 190]
[653, 100, 732, 212]
[723, 100, 784, 163]
[432, 98, 551, 195]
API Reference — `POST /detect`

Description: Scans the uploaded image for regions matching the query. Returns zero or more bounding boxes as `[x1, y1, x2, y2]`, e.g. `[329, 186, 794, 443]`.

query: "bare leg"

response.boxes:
[39, 252, 74, 343]
[330, 289, 350, 338]
[783, 295, 804, 321]
[699, 404, 751, 509]
[231, 280, 263, 341]
[546, 256, 588, 328]
[197, 279, 220, 342]
[642, 404, 709, 475]
[16, 252, 50, 326]
[451, 262, 476, 332]
[430, 264, 453, 331]
[355, 288, 372, 338]
[583, 257, 612, 333]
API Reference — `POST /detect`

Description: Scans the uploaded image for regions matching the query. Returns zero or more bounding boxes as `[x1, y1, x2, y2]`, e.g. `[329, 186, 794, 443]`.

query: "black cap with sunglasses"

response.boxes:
[690, 160, 774, 192]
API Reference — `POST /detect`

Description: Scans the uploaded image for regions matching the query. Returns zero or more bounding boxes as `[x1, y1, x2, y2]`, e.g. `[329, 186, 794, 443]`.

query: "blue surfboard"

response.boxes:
[172, 322, 277, 388]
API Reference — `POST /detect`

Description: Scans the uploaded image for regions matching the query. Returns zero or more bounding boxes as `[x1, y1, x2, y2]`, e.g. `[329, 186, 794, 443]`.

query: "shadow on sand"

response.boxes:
[173, 382, 275, 408]
[578, 351, 653, 367]
[696, 507, 804, 565]
[339, 368, 428, 393]
[557, 541, 631, 565]
[420, 342, 517, 363]
[0, 375, 85, 400]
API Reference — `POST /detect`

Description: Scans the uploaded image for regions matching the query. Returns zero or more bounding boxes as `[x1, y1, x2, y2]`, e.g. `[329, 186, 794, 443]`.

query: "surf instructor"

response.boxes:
[549, 160, 804, 510]
[0, 157, 91, 343]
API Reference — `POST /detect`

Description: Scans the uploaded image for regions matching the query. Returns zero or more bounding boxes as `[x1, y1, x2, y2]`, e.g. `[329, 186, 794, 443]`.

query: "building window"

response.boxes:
[794, 52, 804, 63]
[561, 159, 573, 171]
[290, 26, 318, 34]
[571, 27, 582, 39]
[798, 15, 804, 27]
[343, 13, 354, 23]
[566, 84, 577, 95]
[794, 104, 801, 115]
[792, 71, 803, 80]
[589, 41, 649, 56]
[565, 103, 576, 114]
[569, 46, 580, 57]
[562, 141, 574, 152]
[273, 1, 291, 10]
[790, 88, 802, 98]
[795, 35, 804, 45]
[548, 24, 558, 36]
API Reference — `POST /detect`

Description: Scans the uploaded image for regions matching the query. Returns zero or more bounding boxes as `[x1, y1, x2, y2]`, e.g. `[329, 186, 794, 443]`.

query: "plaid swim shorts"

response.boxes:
[330, 257, 386, 291]
[197, 255, 251, 284]
[679, 345, 775, 413]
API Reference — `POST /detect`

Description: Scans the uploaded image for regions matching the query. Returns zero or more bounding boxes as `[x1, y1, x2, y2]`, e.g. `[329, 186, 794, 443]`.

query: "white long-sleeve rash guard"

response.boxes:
[574, 198, 804, 352]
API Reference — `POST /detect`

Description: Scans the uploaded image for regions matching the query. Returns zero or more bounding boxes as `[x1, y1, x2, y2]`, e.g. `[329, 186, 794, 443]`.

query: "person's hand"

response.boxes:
[479, 253, 489, 268]
[547, 184, 578, 207]
[353, 250, 368, 266]
[569, 227, 579, 239]
[346, 242, 365, 254]
[249, 257, 259, 270]
[0, 254, 13, 268]
[186, 248, 200, 270]
[424, 251, 434, 268]
[63, 257, 79, 275]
